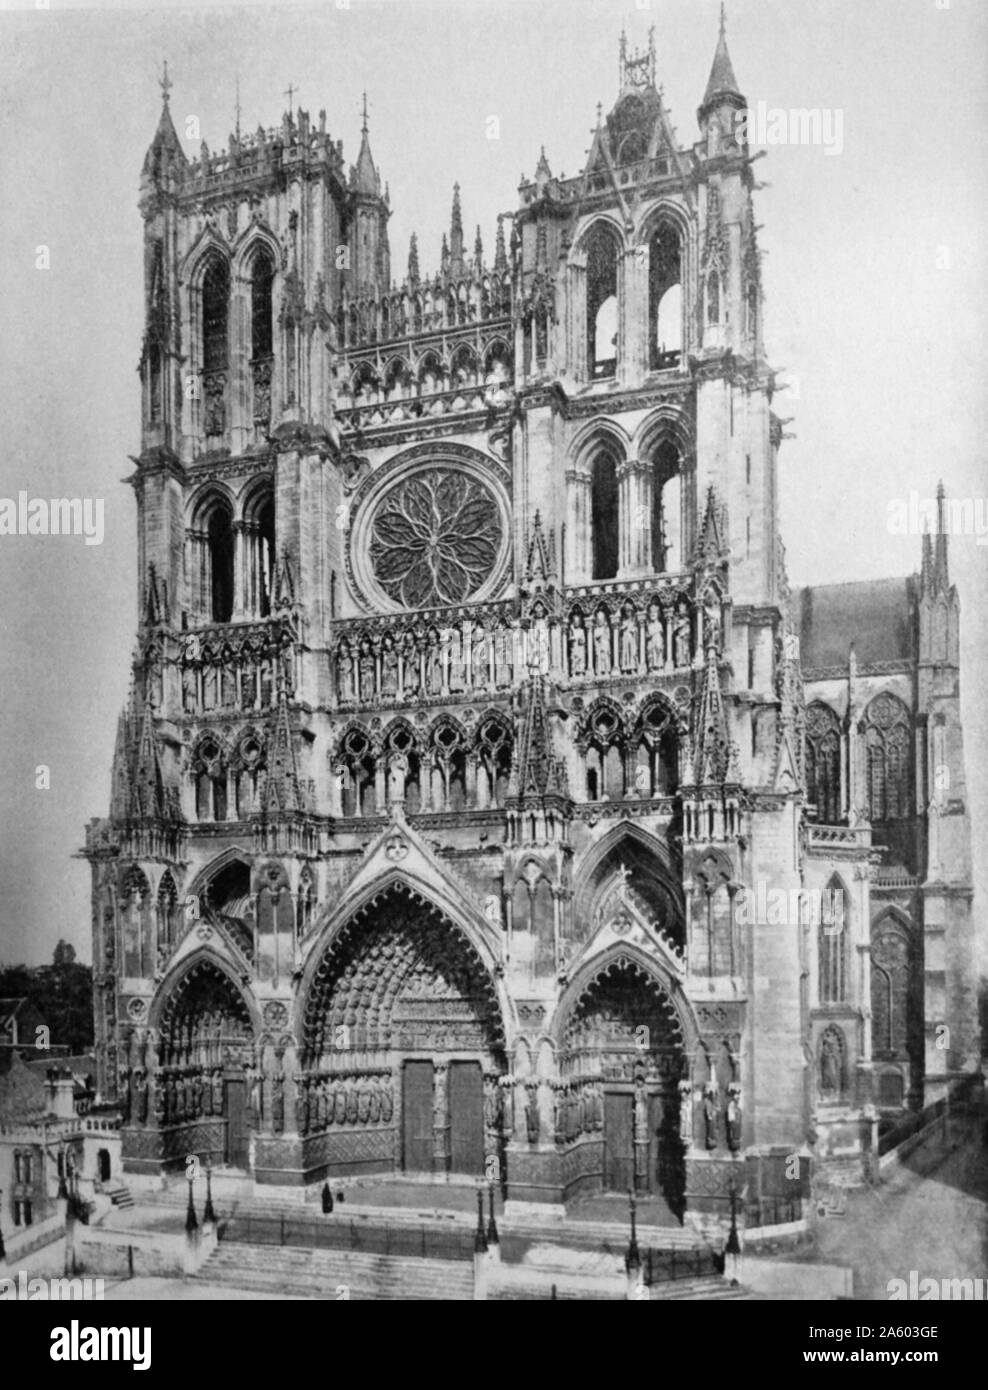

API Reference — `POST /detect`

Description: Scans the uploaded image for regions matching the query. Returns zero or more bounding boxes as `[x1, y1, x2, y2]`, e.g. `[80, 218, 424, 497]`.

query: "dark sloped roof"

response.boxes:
[792, 578, 915, 669]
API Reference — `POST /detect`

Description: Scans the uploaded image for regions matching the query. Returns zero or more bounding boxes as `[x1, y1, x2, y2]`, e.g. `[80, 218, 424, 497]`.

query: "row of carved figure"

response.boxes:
[117, 1066, 227, 1127]
[335, 600, 704, 704]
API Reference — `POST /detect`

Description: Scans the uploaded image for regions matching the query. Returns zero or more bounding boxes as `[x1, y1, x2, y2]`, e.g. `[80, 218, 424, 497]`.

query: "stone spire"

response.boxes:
[449, 183, 465, 274]
[142, 61, 188, 183]
[264, 685, 303, 814]
[352, 91, 381, 196]
[933, 481, 950, 593]
[474, 224, 484, 269]
[408, 232, 420, 285]
[700, 4, 744, 115]
[920, 523, 934, 596]
[493, 215, 508, 274]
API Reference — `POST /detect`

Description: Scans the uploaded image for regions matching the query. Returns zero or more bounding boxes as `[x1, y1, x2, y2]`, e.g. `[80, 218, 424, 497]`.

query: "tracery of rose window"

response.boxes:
[368, 467, 502, 609]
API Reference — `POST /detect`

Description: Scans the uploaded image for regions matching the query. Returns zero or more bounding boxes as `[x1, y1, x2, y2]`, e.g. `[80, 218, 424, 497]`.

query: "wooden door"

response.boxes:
[604, 1091, 634, 1193]
[448, 1061, 485, 1175]
[402, 1060, 435, 1173]
[224, 1076, 249, 1169]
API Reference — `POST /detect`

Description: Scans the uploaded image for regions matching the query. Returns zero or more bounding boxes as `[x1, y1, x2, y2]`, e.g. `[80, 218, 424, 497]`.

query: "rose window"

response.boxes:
[368, 467, 503, 608]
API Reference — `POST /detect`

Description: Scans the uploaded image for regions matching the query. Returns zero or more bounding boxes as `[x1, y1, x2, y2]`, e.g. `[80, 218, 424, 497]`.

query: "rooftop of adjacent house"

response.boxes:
[0, 1049, 50, 1125]
[792, 577, 916, 670]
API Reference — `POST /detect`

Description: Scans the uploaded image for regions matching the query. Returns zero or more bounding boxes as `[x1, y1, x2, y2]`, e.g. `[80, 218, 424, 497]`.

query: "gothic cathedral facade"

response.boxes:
[85, 21, 979, 1223]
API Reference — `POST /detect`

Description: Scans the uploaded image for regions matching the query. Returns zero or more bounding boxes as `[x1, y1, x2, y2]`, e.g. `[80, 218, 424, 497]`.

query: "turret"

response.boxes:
[349, 93, 391, 294]
[697, 5, 747, 155]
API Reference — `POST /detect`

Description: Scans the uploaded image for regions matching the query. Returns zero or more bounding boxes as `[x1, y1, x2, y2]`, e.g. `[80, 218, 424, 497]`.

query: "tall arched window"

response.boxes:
[649, 223, 683, 369]
[871, 917, 910, 1057]
[818, 876, 848, 1004]
[585, 224, 619, 379]
[337, 729, 376, 816]
[475, 716, 512, 809]
[207, 501, 235, 623]
[805, 703, 842, 824]
[243, 486, 275, 619]
[634, 701, 679, 796]
[193, 737, 227, 822]
[705, 270, 721, 326]
[651, 439, 682, 574]
[156, 870, 179, 963]
[581, 702, 625, 801]
[250, 250, 274, 360]
[862, 694, 911, 822]
[202, 258, 229, 372]
[121, 866, 153, 978]
[591, 451, 619, 580]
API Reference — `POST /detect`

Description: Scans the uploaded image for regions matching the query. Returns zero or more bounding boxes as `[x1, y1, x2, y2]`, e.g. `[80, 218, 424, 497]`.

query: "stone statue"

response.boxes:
[530, 603, 549, 673]
[472, 624, 489, 688]
[134, 1069, 148, 1124]
[593, 610, 611, 675]
[153, 1078, 166, 1128]
[426, 628, 443, 694]
[569, 615, 587, 677]
[381, 1077, 394, 1124]
[703, 594, 722, 652]
[448, 628, 465, 692]
[677, 1081, 693, 1145]
[646, 601, 664, 671]
[337, 640, 355, 701]
[673, 605, 691, 669]
[703, 1085, 719, 1150]
[620, 605, 638, 673]
[726, 1083, 743, 1152]
[525, 1083, 540, 1144]
[358, 638, 375, 701]
[381, 634, 399, 696]
[368, 1078, 382, 1124]
[272, 1072, 285, 1133]
[820, 1034, 842, 1099]
[357, 1080, 371, 1124]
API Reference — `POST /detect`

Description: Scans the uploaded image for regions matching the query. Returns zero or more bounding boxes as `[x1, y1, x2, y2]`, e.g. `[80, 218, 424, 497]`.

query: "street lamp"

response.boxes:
[0, 1185, 6, 1263]
[185, 1175, 198, 1234]
[203, 1155, 216, 1226]
[473, 1186, 488, 1254]
[625, 1188, 641, 1274]
[486, 1178, 499, 1246]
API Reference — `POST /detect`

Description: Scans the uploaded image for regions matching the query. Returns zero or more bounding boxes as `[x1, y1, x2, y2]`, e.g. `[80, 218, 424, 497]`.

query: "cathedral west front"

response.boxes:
[84, 17, 979, 1227]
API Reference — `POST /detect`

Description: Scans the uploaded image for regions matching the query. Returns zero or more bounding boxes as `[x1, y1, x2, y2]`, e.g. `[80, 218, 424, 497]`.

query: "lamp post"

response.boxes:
[0, 1185, 6, 1263]
[473, 1186, 488, 1254]
[625, 1187, 641, 1274]
[486, 1178, 499, 1247]
[203, 1156, 216, 1226]
[185, 1175, 198, 1234]
[724, 1174, 742, 1286]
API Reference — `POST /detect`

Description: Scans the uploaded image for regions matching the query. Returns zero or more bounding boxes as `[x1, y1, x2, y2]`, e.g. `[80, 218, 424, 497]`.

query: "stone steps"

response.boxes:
[195, 1244, 475, 1300]
[104, 1185, 134, 1209]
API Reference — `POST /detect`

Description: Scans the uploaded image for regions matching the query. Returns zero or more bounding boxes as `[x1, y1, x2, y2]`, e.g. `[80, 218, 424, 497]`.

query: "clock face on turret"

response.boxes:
[368, 466, 503, 609]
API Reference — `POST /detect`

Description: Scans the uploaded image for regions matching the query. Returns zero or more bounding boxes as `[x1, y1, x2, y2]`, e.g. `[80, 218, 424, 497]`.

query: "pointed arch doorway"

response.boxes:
[301, 884, 508, 1183]
[557, 952, 690, 1216]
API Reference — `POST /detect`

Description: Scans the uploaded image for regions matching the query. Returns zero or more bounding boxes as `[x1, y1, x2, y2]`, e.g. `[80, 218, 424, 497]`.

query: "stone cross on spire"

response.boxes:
[159, 60, 172, 104]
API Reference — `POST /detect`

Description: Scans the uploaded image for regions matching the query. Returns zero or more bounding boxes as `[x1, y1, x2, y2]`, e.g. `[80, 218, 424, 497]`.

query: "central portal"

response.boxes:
[302, 884, 506, 1183]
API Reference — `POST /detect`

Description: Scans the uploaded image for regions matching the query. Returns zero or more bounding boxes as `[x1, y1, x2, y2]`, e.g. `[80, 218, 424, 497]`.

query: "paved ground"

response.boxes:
[811, 1120, 988, 1300]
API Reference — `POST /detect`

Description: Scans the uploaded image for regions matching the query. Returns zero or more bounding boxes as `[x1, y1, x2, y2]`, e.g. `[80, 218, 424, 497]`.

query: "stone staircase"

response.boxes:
[194, 1243, 475, 1300]
[103, 1185, 134, 1210]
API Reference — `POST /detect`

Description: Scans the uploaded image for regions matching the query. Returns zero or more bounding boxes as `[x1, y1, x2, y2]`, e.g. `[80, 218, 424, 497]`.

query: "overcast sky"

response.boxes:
[0, 0, 985, 968]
